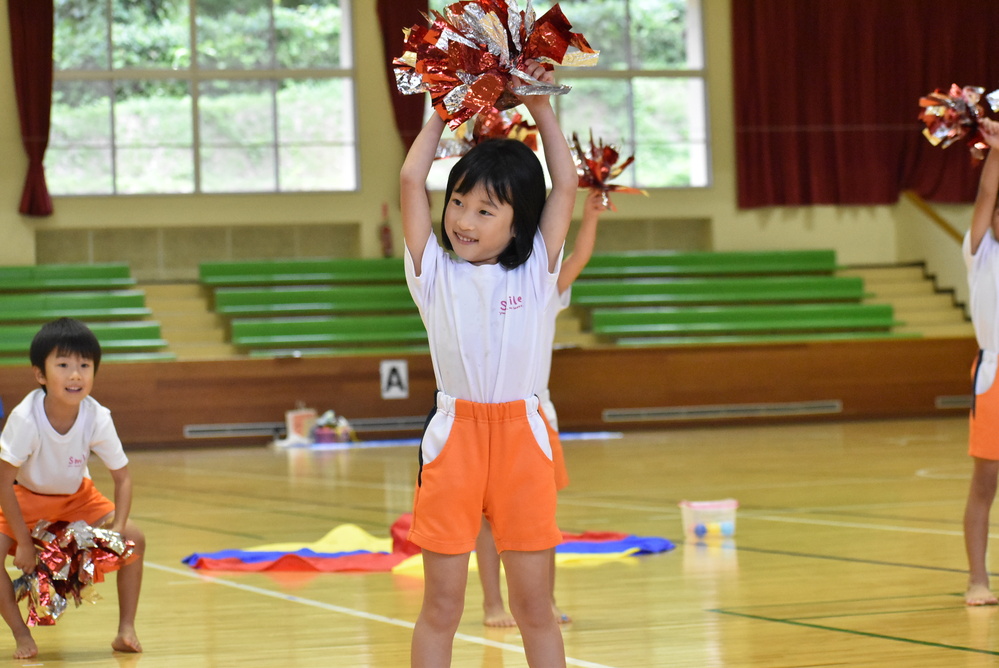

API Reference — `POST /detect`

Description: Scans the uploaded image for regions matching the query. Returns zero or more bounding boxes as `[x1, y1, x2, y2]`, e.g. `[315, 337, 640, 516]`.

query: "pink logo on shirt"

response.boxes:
[68, 456, 85, 468]
[499, 295, 523, 314]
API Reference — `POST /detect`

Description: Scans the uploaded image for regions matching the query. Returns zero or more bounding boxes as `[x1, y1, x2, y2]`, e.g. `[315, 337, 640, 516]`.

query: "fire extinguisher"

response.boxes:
[379, 202, 394, 258]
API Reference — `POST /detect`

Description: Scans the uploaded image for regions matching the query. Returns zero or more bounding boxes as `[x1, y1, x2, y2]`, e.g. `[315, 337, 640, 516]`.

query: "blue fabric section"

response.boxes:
[182, 535, 675, 566]
[181, 548, 388, 565]
[556, 536, 674, 555]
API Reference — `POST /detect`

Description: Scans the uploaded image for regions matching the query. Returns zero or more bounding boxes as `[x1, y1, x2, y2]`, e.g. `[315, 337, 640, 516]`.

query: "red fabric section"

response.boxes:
[560, 530, 629, 543]
[390, 512, 421, 556]
[7, 0, 54, 216]
[732, 0, 999, 207]
[187, 553, 410, 573]
[376, 0, 429, 151]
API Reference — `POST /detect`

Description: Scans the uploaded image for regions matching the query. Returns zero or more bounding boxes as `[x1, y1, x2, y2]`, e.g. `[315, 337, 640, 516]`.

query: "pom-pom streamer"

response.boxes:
[394, 0, 599, 128]
[918, 83, 999, 161]
[12, 520, 134, 626]
[571, 131, 647, 210]
[436, 107, 538, 158]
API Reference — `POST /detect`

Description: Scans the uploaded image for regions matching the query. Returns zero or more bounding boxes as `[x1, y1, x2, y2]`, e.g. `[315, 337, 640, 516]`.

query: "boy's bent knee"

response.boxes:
[121, 524, 145, 551]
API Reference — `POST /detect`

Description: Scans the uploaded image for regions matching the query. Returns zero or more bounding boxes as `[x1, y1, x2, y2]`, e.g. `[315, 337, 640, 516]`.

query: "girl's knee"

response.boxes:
[508, 595, 553, 628]
[971, 475, 999, 501]
[421, 592, 464, 630]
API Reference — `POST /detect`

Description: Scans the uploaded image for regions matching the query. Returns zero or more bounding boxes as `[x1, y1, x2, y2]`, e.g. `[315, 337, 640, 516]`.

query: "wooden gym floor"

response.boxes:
[7, 415, 998, 667]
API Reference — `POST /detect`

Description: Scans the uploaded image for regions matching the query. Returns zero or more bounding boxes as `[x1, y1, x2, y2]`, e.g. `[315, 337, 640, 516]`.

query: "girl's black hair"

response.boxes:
[30, 317, 102, 373]
[441, 138, 547, 269]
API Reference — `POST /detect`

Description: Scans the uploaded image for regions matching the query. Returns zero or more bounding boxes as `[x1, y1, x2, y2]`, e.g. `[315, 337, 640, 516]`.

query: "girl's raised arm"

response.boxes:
[518, 64, 577, 273]
[559, 189, 608, 294]
[971, 118, 999, 254]
[400, 114, 447, 272]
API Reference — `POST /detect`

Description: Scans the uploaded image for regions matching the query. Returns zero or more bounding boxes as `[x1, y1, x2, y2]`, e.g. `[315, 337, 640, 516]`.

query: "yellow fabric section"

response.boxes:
[249, 524, 393, 554]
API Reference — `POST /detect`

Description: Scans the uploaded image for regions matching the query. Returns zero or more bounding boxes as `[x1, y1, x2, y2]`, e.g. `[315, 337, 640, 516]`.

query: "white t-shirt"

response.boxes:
[0, 389, 129, 495]
[964, 230, 999, 393]
[406, 232, 562, 403]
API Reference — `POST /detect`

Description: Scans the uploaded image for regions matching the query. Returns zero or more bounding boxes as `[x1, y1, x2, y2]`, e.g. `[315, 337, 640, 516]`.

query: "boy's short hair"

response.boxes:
[30, 318, 102, 373]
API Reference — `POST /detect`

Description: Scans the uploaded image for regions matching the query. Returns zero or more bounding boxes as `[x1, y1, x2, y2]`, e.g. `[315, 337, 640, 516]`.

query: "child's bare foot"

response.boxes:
[966, 583, 999, 606]
[111, 628, 142, 653]
[483, 606, 517, 628]
[12, 631, 37, 659]
[553, 603, 571, 624]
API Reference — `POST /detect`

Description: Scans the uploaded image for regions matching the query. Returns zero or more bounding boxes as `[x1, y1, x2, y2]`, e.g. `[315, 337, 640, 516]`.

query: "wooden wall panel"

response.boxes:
[548, 337, 979, 430]
[0, 337, 979, 449]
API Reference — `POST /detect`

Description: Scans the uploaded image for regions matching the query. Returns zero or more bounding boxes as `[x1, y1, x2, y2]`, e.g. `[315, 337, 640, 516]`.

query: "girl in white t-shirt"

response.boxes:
[401, 60, 576, 668]
[963, 117, 999, 606]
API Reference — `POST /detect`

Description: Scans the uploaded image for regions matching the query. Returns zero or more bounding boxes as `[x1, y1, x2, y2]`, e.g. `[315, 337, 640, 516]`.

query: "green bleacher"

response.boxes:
[0, 321, 174, 366]
[0, 263, 174, 364]
[0, 290, 152, 323]
[0, 263, 137, 291]
[213, 285, 416, 317]
[196, 249, 905, 354]
[589, 303, 902, 345]
[199, 258, 405, 287]
[578, 249, 837, 278]
[570, 276, 866, 308]
[567, 250, 909, 345]
[229, 315, 428, 353]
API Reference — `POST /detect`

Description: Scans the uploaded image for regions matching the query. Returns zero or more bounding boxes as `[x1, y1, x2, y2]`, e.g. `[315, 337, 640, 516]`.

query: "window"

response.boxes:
[427, 0, 708, 190]
[48, 0, 355, 195]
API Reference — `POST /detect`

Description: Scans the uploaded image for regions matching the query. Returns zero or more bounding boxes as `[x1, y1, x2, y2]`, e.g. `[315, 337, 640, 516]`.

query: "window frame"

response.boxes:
[48, 0, 358, 197]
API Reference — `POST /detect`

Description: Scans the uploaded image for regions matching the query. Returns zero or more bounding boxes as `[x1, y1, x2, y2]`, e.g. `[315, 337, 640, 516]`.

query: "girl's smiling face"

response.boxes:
[444, 182, 515, 265]
[34, 350, 95, 407]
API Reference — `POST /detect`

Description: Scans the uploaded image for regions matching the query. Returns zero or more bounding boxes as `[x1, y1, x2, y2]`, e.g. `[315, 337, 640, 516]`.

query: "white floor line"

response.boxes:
[146, 562, 617, 668]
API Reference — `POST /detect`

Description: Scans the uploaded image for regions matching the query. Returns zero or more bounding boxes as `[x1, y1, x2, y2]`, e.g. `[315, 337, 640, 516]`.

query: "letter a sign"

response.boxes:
[380, 359, 409, 399]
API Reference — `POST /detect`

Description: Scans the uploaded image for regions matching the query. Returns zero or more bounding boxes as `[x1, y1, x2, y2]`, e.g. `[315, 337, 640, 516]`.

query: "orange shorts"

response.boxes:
[0, 478, 116, 542]
[410, 393, 562, 555]
[970, 352, 999, 460]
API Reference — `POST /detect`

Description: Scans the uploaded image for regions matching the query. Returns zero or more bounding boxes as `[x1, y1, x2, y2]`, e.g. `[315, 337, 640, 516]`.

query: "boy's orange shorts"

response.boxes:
[970, 352, 999, 460]
[0, 478, 116, 544]
[410, 392, 562, 555]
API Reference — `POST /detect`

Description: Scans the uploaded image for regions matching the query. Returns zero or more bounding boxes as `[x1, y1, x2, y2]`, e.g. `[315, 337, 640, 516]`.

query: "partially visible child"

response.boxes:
[401, 59, 576, 667]
[963, 116, 999, 606]
[476, 187, 609, 627]
[0, 318, 144, 657]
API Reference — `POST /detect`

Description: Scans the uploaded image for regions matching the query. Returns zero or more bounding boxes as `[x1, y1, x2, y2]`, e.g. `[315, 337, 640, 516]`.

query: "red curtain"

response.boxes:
[732, 0, 999, 208]
[7, 0, 54, 216]
[376, 0, 428, 152]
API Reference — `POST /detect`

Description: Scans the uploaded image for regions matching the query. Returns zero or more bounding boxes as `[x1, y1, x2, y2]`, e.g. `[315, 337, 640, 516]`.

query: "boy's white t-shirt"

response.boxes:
[964, 230, 999, 393]
[406, 232, 562, 404]
[0, 389, 129, 495]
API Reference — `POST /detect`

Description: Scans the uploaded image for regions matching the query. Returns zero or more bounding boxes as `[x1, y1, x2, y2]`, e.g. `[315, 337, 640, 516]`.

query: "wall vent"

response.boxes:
[602, 400, 844, 423]
[184, 422, 285, 439]
[183, 416, 428, 439]
[935, 395, 972, 410]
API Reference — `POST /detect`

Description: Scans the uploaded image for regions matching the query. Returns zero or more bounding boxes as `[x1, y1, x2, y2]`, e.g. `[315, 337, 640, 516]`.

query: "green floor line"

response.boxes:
[710, 608, 999, 656]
